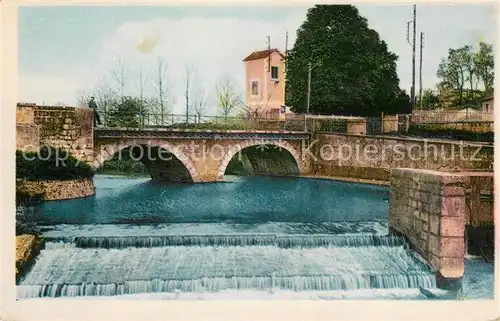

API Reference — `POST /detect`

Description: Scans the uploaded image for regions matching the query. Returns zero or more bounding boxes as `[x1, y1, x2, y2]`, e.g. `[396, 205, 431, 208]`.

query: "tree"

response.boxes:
[136, 66, 148, 101]
[215, 76, 240, 121]
[151, 57, 171, 125]
[239, 92, 272, 120]
[192, 86, 208, 123]
[417, 89, 438, 110]
[474, 41, 494, 91]
[184, 64, 193, 123]
[464, 48, 477, 104]
[107, 96, 147, 128]
[77, 83, 118, 126]
[437, 46, 469, 107]
[110, 56, 127, 99]
[436, 43, 493, 108]
[285, 5, 407, 116]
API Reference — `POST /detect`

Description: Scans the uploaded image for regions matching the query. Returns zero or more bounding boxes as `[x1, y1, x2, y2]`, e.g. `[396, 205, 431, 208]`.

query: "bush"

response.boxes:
[15, 187, 43, 236]
[16, 206, 41, 236]
[16, 146, 95, 181]
[95, 147, 149, 176]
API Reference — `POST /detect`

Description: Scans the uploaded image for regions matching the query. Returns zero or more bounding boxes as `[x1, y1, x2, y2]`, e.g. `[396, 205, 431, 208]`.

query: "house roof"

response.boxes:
[243, 49, 285, 62]
[482, 89, 494, 101]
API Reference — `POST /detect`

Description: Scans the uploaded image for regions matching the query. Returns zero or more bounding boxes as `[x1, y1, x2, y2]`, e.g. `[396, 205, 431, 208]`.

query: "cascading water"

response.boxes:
[17, 176, 442, 300]
[47, 234, 406, 249]
[18, 232, 438, 299]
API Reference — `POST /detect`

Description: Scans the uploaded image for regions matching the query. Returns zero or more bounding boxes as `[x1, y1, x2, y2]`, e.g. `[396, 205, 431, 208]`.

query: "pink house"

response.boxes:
[243, 48, 288, 119]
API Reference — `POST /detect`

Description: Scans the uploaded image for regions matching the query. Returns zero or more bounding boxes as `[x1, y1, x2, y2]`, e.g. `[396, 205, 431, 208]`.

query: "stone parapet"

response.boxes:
[346, 119, 366, 135]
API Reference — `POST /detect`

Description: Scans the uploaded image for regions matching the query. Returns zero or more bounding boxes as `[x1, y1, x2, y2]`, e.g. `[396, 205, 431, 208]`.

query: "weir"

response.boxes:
[17, 176, 449, 300]
[46, 234, 406, 249]
[18, 233, 437, 299]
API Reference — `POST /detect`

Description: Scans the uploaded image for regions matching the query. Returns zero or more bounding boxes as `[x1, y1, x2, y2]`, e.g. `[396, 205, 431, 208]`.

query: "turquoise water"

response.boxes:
[17, 176, 494, 300]
[31, 175, 390, 225]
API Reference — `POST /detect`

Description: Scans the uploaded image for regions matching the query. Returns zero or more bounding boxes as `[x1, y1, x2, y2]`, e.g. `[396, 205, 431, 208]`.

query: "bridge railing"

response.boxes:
[97, 112, 309, 132]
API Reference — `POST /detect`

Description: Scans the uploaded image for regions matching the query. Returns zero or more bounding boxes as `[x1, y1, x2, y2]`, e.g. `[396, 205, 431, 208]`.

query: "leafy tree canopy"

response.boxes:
[436, 41, 494, 108]
[107, 97, 148, 128]
[285, 5, 410, 116]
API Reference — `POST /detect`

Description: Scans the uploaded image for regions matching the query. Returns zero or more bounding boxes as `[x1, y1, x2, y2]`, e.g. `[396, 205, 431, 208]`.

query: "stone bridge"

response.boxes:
[93, 127, 312, 183]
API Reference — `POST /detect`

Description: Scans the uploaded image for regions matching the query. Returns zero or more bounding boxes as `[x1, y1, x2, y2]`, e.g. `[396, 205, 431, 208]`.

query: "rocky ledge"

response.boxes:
[16, 234, 44, 280]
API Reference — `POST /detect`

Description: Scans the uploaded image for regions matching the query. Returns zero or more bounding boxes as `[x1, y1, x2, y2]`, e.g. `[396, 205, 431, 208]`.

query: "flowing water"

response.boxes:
[17, 175, 492, 300]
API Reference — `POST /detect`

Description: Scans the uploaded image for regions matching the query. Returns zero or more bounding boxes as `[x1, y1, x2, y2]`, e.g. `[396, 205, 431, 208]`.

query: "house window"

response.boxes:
[486, 103, 490, 112]
[271, 66, 279, 80]
[251, 80, 259, 96]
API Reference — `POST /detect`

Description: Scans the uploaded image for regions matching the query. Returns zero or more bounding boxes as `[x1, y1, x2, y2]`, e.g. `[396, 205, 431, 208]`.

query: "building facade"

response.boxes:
[481, 90, 494, 114]
[243, 48, 289, 119]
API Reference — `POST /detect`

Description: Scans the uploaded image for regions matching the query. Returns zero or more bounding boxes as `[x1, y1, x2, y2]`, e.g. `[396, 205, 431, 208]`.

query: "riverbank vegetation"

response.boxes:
[16, 146, 94, 235]
[96, 151, 149, 177]
[16, 146, 94, 181]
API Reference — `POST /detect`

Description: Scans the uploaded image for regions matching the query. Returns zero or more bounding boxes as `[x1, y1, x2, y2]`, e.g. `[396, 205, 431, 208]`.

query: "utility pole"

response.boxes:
[412, 5, 417, 109]
[419, 32, 424, 110]
[284, 32, 288, 72]
[406, 5, 417, 110]
[284, 31, 288, 104]
[185, 71, 189, 123]
[266, 36, 271, 73]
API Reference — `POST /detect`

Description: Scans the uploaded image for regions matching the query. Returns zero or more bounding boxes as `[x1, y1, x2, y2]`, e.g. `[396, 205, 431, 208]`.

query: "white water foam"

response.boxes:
[18, 245, 436, 298]
[44, 234, 404, 249]
[40, 221, 390, 238]
[20, 288, 451, 300]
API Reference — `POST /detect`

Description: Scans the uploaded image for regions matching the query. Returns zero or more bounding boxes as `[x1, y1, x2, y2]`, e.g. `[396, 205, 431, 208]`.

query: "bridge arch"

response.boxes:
[216, 140, 302, 181]
[93, 139, 201, 183]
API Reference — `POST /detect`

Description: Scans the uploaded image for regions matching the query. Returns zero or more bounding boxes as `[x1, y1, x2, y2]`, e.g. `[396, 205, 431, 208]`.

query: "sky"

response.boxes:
[18, 4, 497, 114]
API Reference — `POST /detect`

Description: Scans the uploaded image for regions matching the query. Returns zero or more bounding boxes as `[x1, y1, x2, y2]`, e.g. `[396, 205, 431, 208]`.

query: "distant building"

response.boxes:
[243, 48, 290, 119]
[481, 89, 494, 114]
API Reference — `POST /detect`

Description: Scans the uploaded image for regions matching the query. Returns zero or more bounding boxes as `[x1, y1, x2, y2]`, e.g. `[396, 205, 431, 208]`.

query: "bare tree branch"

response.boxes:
[151, 57, 171, 124]
[184, 64, 194, 123]
[192, 86, 208, 123]
[136, 66, 149, 101]
[215, 75, 240, 121]
[239, 92, 272, 120]
[109, 56, 127, 98]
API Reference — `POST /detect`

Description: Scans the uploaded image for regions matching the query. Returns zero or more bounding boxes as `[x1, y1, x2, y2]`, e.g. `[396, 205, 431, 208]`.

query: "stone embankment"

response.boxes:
[16, 234, 44, 280]
[16, 178, 95, 201]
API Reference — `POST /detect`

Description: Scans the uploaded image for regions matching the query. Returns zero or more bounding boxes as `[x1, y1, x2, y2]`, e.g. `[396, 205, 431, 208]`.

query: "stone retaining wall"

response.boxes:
[389, 168, 494, 288]
[16, 104, 94, 164]
[312, 133, 493, 181]
[16, 125, 40, 152]
[16, 178, 95, 201]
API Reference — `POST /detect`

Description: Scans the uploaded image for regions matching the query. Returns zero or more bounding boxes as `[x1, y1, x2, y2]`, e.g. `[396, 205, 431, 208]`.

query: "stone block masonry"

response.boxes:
[389, 168, 494, 289]
[16, 178, 95, 201]
[312, 133, 493, 182]
[16, 104, 94, 164]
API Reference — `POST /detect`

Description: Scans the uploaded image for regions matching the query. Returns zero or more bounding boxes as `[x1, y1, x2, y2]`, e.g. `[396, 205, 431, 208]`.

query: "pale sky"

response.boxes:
[19, 4, 497, 114]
